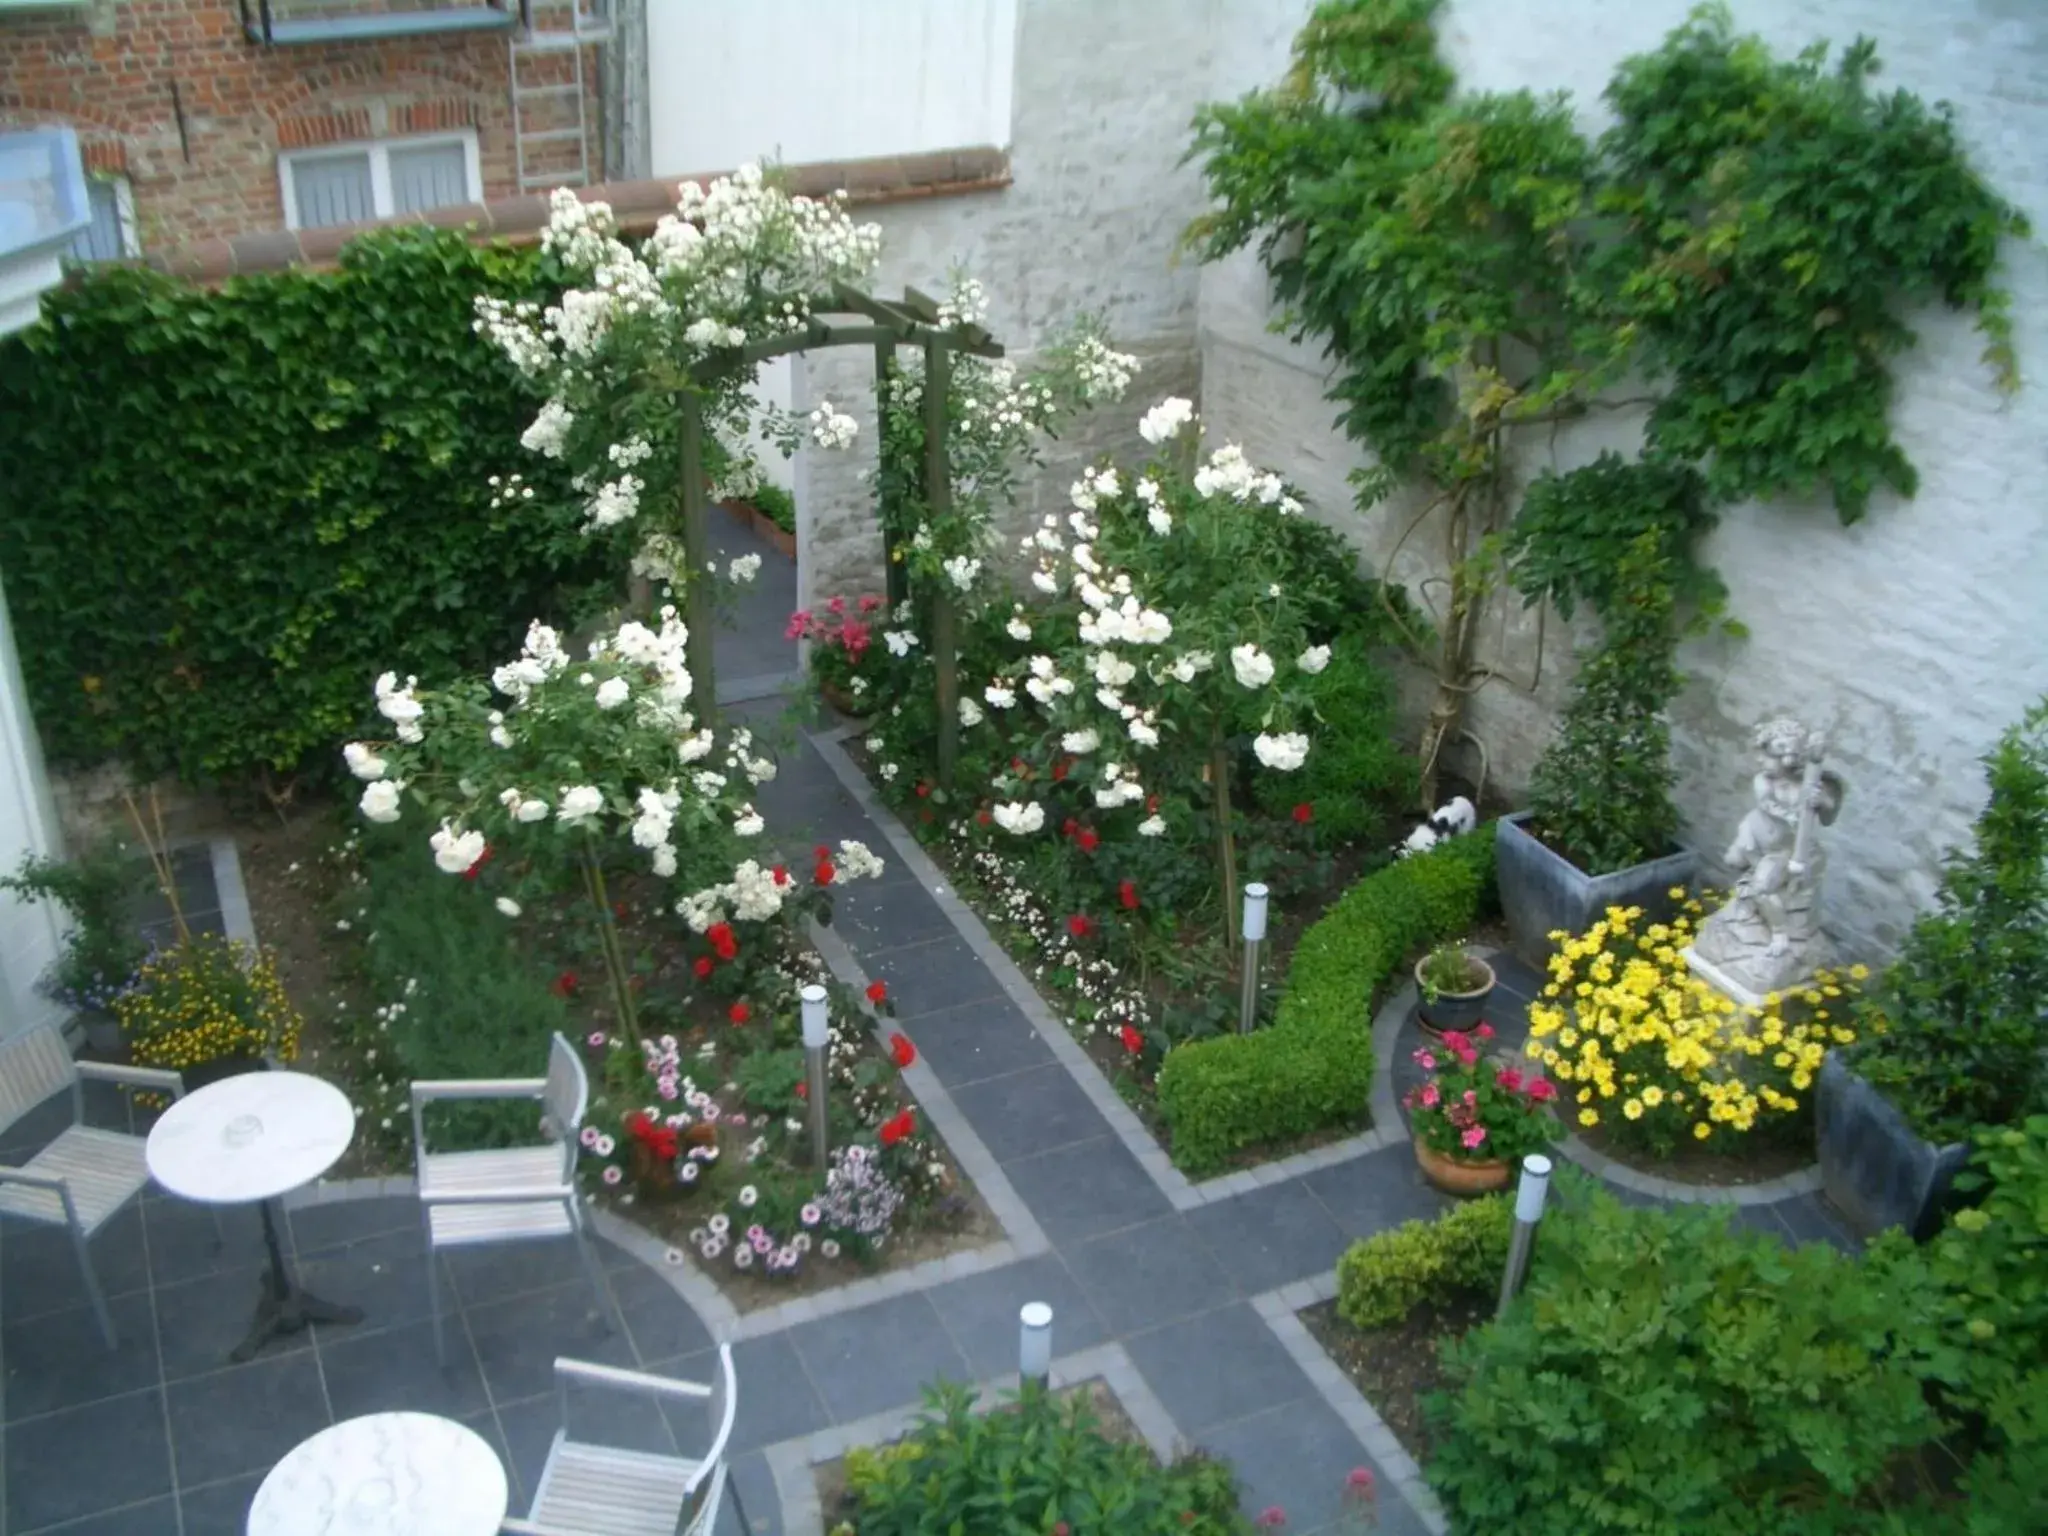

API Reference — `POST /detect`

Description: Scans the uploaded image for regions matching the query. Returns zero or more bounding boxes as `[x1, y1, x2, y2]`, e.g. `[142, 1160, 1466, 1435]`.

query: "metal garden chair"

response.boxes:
[0, 1023, 190, 1348]
[501, 1344, 738, 1536]
[410, 1030, 620, 1364]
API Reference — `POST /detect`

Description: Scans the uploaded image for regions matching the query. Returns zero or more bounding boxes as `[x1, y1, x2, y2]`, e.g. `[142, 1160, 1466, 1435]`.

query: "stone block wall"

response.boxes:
[1197, 0, 2048, 958]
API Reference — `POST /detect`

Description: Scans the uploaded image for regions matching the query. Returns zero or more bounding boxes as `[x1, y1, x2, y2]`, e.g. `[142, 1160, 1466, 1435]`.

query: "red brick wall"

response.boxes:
[0, 1, 593, 249]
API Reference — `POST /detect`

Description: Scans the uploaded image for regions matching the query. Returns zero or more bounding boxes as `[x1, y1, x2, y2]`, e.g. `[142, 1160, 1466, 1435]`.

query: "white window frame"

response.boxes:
[277, 129, 482, 232]
[71, 173, 140, 261]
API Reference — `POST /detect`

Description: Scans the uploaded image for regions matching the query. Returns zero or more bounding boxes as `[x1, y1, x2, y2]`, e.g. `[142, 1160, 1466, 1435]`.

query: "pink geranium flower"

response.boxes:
[1414, 1050, 1437, 1072]
[1462, 1125, 1488, 1150]
[1419, 1083, 1440, 1108]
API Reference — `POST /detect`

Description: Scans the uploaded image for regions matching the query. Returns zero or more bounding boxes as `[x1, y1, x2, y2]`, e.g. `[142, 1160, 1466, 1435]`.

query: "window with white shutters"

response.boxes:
[278, 132, 481, 231]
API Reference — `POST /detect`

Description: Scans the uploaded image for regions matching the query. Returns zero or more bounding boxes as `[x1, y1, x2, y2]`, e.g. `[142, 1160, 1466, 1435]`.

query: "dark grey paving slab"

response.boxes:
[610, 1259, 716, 1364]
[155, 1264, 313, 1381]
[949, 1062, 1111, 1163]
[1197, 1394, 1430, 1536]
[285, 1194, 417, 1256]
[1064, 1216, 1236, 1336]
[295, 1224, 436, 1339]
[1489, 950, 1545, 1000]
[1186, 1180, 1352, 1296]
[6, 1387, 171, 1532]
[444, 1234, 596, 1308]
[895, 996, 1057, 1089]
[869, 934, 1007, 1020]
[1, 1207, 151, 1318]
[496, 1382, 680, 1508]
[1771, 1192, 1860, 1253]
[999, 1135, 1172, 1245]
[653, 1334, 829, 1455]
[1125, 1303, 1315, 1434]
[23, 1494, 181, 1536]
[1299, 1146, 1449, 1239]
[1729, 1202, 1793, 1241]
[164, 1351, 331, 1489]
[720, 1449, 778, 1536]
[178, 1473, 265, 1536]
[826, 870, 959, 953]
[925, 1252, 1111, 1379]
[318, 1315, 493, 1422]
[785, 1291, 972, 1423]
[3, 1291, 159, 1422]
[141, 1196, 260, 1288]
[465, 1279, 637, 1407]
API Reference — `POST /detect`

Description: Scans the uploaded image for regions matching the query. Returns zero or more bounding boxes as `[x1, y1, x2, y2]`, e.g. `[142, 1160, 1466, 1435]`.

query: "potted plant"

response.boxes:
[0, 843, 149, 1054]
[1402, 1027, 1560, 1196]
[789, 595, 887, 720]
[1414, 941, 1495, 1037]
[114, 932, 303, 1090]
[1497, 548, 1695, 964]
[1819, 700, 2048, 1238]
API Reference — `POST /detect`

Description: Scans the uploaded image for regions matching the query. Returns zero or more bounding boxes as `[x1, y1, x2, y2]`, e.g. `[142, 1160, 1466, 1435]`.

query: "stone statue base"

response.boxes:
[1682, 943, 1831, 1011]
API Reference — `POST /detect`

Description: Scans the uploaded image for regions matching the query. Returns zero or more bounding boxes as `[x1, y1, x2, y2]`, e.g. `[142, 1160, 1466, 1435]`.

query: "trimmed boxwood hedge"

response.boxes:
[1156, 830, 1495, 1176]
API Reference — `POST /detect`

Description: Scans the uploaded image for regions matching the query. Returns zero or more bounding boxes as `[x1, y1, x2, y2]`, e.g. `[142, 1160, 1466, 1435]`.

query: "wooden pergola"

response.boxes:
[676, 282, 1004, 788]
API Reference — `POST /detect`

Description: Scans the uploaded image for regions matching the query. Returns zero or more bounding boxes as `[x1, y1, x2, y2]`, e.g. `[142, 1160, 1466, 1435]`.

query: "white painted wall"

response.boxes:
[1199, 0, 2048, 958]
[0, 573, 66, 1041]
[646, 0, 1019, 176]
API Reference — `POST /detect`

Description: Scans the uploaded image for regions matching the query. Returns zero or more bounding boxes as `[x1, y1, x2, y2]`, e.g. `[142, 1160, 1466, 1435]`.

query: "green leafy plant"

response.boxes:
[0, 843, 149, 1014]
[1187, 0, 2024, 802]
[1416, 942, 1487, 1002]
[1853, 699, 2048, 1142]
[115, 933, 304, 1079]
[748, 481, 797, 536]
[1157, 828, 1492, 1174]
[0, 229, 615, 790]
[1403, 1029, 1560, 1164]
[1426, 1179, 1943, 1534]
[1523, 537, 1681, 874]
[1336, 1195, 1511, 1329]
[839, 1380, 1248, 1536]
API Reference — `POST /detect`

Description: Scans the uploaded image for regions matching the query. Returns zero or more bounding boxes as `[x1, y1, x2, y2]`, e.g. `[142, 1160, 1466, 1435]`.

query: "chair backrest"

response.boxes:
[0, 1025, 77, 1140]
[675, 1344, 738, 1535]
[539, 1031, 587, 1183]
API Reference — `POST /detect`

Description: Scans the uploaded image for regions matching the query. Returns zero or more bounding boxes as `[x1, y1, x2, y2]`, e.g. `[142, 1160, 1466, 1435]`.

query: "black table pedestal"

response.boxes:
[229, 1197, 363, 1363]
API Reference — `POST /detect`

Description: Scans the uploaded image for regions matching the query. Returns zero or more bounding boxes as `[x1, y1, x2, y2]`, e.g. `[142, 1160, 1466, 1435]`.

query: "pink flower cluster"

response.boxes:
[786, 594, 883, 658]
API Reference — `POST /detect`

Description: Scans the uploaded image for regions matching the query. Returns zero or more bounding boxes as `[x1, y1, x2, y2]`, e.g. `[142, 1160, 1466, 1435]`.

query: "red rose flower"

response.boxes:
[1052, 756, 1071, 782]
[1120, 1024, 1144, 1056]
[1077, 827, 1100, 853]
[692, 956, 714, 980]
[551, 970, 579, 997]
[707, 923, 738, 961]
[1068, 914, 1094, 939]
[915, 783, 930, 798]
[795, 1080, 808, 1100]
[772, 865, 789, 886]
[814, 861, 836, 886]
[729, 1001, 752, 1025]
[1062, 817, 1079, 838]
[890, 1034, 917, 1068]
[1293, 803, 1314, 825]
[976, 809, 992, 826]
[1118, 880, 1139, 910]
[462, 843, 495, 881]
[866, 980, 888, 1004]
[813, 844, 831, 861]
[880, 1109, 917, 1146]
[613, 900, 629, 919]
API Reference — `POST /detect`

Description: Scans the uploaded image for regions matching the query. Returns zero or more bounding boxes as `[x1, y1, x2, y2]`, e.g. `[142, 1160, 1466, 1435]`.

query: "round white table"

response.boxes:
[247, 1411, 509, 1536]
[147, 1070, 362, 1362]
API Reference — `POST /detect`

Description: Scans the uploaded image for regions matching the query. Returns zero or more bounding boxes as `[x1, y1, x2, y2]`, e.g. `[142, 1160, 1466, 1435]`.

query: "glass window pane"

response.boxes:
[388, 142, 470, 216]
[68, 180, 125, 262]
[291, 153, 374, 229]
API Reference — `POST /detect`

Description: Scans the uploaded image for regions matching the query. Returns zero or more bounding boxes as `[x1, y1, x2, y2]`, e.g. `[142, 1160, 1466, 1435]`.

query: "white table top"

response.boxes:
[147, 1071, 355, 1205]
[247, 1411, 508, 1536]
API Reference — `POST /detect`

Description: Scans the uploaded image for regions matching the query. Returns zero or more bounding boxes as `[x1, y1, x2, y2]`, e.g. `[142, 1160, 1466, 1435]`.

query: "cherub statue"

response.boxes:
[1687, 716, 1845, 1002]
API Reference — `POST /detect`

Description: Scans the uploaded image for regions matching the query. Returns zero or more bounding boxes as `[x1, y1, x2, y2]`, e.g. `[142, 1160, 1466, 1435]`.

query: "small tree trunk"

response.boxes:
[1416, 494, 1484, 809]
[874, 343, 910, 612]
[922, 336, 956, 787]
[1212, 726, 1239, 950]
[678, 391, 716, 723]
[933, 593, 959, 790]
[581, 849, 640, 1048]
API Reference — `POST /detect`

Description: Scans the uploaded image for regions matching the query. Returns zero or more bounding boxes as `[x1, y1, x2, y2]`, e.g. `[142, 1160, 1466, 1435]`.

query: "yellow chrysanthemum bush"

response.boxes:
[1525, 896, 1868, 1157]
[115, 933, 303, 1078]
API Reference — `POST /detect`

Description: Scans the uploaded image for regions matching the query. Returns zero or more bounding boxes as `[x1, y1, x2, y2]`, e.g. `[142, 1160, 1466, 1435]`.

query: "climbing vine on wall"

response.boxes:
[0, 229, 621, 790]
[1186, 0, 2026, 804]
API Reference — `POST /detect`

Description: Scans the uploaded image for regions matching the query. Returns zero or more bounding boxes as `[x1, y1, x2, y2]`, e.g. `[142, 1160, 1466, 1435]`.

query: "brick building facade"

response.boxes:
[0, 0, 601, 253]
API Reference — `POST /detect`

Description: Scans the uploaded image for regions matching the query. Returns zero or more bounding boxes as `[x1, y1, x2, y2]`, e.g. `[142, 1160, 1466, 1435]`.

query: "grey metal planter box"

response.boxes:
[1494, 812, 1698, 967]
[1816, 1053, 1971, 1241]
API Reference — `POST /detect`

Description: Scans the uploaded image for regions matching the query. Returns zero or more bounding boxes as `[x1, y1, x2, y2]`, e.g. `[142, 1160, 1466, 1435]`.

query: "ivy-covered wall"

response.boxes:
[0, 228, 619, 791]
[1198, 0, 2048, 958]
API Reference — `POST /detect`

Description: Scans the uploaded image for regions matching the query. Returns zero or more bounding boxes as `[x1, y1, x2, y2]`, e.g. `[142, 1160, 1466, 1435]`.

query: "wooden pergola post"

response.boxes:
[922, 335, 959, 790]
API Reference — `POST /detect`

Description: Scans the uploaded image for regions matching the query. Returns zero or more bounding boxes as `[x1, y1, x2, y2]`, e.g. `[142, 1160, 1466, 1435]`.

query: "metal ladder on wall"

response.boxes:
[510, 2, 607, 192]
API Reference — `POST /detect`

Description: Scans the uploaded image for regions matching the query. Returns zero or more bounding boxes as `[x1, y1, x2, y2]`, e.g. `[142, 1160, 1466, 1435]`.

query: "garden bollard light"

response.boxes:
[1019, 1302, 1053, 1385]
[801, 984, 830, 1171]
[1238, 882, 1270, 1033]
[1496, 1153, 1553, 1319]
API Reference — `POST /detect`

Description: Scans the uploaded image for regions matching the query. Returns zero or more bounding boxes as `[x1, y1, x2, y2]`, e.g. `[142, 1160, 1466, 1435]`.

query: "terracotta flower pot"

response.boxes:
[1414, 1137, 1511, 1197]
[682, 1121, 718, 1151]
[820, 680, 869, 721]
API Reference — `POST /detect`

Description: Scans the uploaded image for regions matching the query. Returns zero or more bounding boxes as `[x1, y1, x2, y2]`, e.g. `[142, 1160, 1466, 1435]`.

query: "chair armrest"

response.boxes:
[76, 1061, 186, 1099]
[409, 1077, 548, 1107]
[553, 1357, 715, 1402]
[500, 1521, 584, 1535]
[0, 1166, 83, 1225]
[421, 1185, 577, 1206]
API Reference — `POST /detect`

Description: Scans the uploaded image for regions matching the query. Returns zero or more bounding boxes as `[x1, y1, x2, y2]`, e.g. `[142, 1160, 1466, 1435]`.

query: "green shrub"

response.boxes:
[1425, 1180, 1942, 1535]
[841, 1381, 1247, 1536]
[0, 228, 619, 786]
[1249, 630, 1414, 839]
[1156, 830, 1493, 1175]
[749, 481, 797, 535]
[1336, 1194, 1511, 1329]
